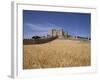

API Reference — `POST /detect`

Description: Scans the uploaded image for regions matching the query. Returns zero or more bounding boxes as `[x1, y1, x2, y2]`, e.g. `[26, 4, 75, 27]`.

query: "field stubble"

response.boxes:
[23, 39, 91, 69]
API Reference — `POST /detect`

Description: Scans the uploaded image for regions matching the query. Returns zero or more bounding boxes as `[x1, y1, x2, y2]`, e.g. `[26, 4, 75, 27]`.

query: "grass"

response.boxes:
[23, 39, 91, 69]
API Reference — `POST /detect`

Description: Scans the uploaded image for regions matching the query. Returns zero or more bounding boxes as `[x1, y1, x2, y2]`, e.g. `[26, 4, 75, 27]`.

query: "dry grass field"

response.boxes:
[23, 39, 91, 69]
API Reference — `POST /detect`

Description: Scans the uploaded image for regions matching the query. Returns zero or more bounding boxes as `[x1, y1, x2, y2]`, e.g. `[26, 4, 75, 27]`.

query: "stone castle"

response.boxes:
[50, 28, 68, 39]
[49, 28, 90, 40]
[30, 28, 90, 40]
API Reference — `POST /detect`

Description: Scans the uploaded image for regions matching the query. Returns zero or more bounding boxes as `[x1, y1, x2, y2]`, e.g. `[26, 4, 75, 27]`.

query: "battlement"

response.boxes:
[50, 28, 68, 39]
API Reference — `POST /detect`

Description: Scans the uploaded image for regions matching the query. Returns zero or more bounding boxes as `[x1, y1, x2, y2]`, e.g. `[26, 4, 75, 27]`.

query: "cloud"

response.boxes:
[25, 23, 50, 32]
[23, 23, 61, 39]
[24, 23, 62, 31]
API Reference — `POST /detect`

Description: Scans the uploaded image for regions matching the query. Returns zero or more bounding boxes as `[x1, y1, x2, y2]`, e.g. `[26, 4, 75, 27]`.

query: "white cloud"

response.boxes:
[24, 23, 61, 38]
[25, 23, 52, 32]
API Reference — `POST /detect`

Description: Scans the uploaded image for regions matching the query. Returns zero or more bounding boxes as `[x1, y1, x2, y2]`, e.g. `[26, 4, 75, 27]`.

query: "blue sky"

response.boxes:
[23, 10, 91, 39]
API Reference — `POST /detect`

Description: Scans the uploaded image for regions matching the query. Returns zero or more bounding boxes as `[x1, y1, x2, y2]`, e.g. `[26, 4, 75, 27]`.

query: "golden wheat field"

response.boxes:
[23, 39, 91, 69]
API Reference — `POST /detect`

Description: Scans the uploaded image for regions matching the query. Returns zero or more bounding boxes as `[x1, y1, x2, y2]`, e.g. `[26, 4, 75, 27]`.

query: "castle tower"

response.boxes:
[50, 29, 64, 38]
[51, 29, 57, 37]
[57, 29, 64, 38]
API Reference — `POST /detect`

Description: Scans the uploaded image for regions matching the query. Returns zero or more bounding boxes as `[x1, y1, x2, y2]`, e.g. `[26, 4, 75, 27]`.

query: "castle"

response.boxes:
[49, 28, 90, 40]
[50, 28, 68, 39]
[30, 28, 90, 41]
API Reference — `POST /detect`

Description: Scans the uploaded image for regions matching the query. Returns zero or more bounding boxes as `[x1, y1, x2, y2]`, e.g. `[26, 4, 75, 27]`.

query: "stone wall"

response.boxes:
[50, 29, 68, 39]
[23, 37, 57, 45]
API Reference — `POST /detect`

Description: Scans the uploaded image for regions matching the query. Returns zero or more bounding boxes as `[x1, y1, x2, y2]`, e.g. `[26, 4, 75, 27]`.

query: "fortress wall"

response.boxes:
[23, 37, 57, 45]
